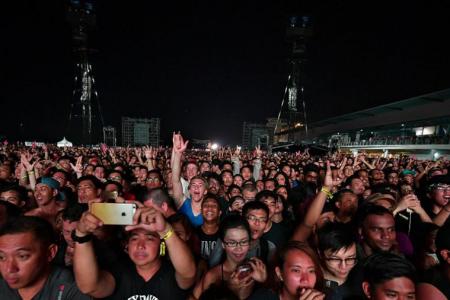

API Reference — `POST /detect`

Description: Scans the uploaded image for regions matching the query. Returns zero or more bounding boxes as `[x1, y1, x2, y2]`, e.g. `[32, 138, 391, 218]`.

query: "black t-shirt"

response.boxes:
[0, 266, 91, 300]
[325, 263, 365, 300]
[262, 221, 291, 249]
[106, 257, 188, 300]
[194, 227, 220, 260]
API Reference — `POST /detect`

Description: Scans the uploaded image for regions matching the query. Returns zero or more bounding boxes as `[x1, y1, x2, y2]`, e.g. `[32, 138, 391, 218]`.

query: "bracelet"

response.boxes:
[320, 187, 333, 199]
[27, 171, 35, 174]
[21, 175, 28, 179]
[160, 227, 174, 240]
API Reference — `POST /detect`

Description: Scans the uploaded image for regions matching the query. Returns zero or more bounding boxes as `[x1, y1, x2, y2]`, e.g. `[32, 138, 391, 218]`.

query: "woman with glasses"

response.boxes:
[191, 214, 267, 299]
[249, 241, 325, 300]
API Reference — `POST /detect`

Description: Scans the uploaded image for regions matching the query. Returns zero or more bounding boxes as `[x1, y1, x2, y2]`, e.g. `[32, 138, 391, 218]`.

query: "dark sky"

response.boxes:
[3, 1, 450, 145]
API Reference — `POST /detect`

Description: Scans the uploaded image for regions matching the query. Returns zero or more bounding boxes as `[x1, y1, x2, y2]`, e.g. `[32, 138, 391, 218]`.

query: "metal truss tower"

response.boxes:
[66, 0, 104, 145]
[274, 16, 312, 142]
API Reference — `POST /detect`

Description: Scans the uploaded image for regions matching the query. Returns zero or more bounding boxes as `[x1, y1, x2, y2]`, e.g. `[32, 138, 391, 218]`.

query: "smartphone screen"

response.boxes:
[90, 203, 136, 225]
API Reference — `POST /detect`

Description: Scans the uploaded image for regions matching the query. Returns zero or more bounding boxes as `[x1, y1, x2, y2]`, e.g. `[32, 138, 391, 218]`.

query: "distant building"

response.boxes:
[242, 122, 270, 150]
[103, 126, 117, 147]
[267, 117, 289, 145]
[121, 117, 160, 146]
[299, 88, 450, 159]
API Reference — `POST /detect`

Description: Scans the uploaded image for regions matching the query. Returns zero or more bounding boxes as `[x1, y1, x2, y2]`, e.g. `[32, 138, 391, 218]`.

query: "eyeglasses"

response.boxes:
[223, 239, 250, 248]
[435, 185, 450, 192]
[146, 178, 161, 182]
[108, 176, 122, 181]
[247, 215, 268, 223]
[325, 257, 357, 266]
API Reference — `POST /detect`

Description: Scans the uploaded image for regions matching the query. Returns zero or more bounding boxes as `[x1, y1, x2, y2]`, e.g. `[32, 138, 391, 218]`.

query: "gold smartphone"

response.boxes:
[90, 203, 137, 225]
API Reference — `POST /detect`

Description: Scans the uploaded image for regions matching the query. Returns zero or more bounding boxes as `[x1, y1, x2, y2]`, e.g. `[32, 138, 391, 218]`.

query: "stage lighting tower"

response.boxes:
[275, 16, 312, 142]
[66, 0, 104, 145]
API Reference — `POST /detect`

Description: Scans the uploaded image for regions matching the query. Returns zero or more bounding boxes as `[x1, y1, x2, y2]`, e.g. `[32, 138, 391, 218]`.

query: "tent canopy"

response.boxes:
[57, 137, 73, 147]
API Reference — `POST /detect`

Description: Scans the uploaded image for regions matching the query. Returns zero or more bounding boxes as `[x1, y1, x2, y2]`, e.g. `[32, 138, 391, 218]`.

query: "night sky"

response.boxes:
[3, 1, 450, 145]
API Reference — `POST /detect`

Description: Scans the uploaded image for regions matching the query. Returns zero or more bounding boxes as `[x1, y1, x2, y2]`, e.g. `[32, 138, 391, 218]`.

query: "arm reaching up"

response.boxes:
[291, 161, 333, 242]
[171, 132, 189, 209]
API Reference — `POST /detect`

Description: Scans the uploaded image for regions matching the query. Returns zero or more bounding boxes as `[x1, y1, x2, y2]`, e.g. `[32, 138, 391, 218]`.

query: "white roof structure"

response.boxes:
[57, 137, 73, 147]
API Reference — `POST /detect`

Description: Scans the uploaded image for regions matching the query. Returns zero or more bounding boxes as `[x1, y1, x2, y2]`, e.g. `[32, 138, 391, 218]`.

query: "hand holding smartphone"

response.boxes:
[236, 261, 253, 280]
[90, 203, 137, 225]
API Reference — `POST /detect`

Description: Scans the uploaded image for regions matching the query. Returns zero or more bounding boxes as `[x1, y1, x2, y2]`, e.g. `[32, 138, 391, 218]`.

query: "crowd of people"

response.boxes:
[0, 133, 449, 300]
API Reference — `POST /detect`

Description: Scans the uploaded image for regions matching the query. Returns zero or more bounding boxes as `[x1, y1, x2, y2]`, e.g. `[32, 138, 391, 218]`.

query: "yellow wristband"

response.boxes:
[160, 227, 174, 240]
[159, 228, 174, 257]
[320, 187, 333, 199]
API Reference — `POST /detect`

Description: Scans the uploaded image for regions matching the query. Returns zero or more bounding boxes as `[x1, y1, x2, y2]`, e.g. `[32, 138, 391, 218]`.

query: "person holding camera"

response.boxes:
[191, 214, 267, 300]
[72, 204, 196, 299]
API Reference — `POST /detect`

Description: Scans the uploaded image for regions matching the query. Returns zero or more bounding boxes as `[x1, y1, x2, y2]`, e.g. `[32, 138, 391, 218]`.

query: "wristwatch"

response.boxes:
[71, 229, 93, 244]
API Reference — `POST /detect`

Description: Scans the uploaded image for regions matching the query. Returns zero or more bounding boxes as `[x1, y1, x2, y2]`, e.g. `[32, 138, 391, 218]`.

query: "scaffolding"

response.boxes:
[274, 16, 312, 143]
[66, 0, 104, 145]
[121, 117, 160, 147]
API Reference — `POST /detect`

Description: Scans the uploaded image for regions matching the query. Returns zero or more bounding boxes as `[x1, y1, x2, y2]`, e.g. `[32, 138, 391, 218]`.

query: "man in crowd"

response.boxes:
[362, 252, 417, 299]
[76, 175, 103, 204]
[172, 133, 208, 227]
[417, 223, 450, 299]
[0, 216, 91, 299]
[0, 185, 27, 208]
[72, 205, 196, 299]
[358, 205, 398, 257]
[26, 177, 64, 226]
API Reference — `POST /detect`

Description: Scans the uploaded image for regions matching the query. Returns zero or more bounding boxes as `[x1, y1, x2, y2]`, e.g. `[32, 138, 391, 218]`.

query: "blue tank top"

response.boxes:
[179, 198, 203, 227]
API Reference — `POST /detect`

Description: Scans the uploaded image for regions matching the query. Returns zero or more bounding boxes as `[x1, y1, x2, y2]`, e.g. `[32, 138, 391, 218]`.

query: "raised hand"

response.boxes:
[228, 268, 254, 299]
[339, 156, 348, 169]
[144, 146, 152, 160]
[21, 152, 37, 171]
[233, 146, 241, 158]
[396, 194, 419, 212]
[108, 148, 116, 158]
[76, 211, 103, 235]
[125, 206, 168, 236]
[70, 156, 83, 174]
[323, 161, 333, 189]
[135, 148, 142, 158]
[172, 132, 189, 154]
[248, 258, 267, 283]
[254, 145, 262, 158]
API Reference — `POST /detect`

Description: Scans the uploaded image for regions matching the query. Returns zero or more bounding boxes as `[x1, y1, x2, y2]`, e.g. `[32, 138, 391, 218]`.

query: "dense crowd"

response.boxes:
[0, 133, 449, 300]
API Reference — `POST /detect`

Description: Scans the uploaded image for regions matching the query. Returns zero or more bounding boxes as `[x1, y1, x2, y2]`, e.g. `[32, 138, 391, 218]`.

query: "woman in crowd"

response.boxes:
[249, 241, 325, 300]
[191, 214, 267, 299]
